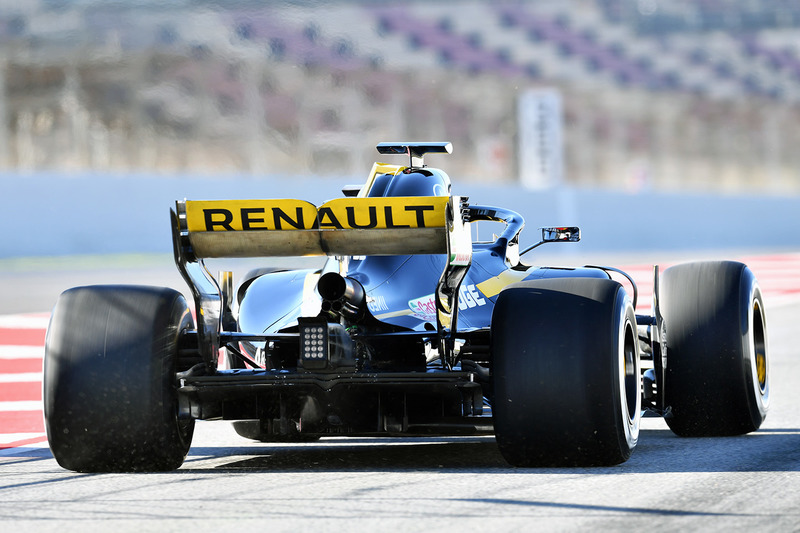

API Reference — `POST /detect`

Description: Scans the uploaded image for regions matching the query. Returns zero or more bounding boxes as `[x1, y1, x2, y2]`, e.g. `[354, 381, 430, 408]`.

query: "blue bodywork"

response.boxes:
[237, 148, 608, 339]
[238, 215, 607, 338]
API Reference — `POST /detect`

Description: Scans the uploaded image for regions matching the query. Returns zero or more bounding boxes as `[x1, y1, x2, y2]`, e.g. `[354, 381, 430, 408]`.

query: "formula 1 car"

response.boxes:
[43, 142, 770, 472]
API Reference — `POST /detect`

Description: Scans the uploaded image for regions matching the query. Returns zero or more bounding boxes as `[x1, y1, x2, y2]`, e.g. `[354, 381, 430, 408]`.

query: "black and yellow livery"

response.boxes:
[43, 141, 770, 472]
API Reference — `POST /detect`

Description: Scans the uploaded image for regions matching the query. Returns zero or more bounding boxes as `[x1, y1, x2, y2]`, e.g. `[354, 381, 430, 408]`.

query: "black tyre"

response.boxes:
[492, 278, 640, 467]
[44, 285, 197, 472]
[661, 261, 769, 437]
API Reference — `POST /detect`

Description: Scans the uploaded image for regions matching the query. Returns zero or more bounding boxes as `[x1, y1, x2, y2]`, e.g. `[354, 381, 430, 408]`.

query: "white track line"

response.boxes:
[0, 314, 51, 329]
[0, 372, 41, 383]
[0, 401, 43, 411]
[0, 346, 44, 359]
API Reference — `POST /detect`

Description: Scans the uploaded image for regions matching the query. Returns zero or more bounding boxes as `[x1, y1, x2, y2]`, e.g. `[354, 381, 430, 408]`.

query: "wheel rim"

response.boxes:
[623, 323, 638, 420]
[753, 299, 767, 394]
[617, 300, 640, 452]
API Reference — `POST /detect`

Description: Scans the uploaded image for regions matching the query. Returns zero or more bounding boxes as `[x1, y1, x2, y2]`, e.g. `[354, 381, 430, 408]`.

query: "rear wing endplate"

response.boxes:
[171, 195, 472, 370]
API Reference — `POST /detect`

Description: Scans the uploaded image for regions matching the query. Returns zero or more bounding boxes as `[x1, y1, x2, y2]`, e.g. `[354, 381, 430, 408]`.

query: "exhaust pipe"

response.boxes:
[318, 272, 367, 321]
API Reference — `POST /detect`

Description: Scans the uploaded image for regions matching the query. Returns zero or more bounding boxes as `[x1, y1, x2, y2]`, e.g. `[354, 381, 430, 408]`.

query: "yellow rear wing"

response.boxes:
[178, 196, 451, 258]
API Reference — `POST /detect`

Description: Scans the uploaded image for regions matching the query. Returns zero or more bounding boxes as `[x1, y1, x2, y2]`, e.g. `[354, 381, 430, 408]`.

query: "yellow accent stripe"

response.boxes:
[475, 269, 531, 298]
[360, 162, 405, 197]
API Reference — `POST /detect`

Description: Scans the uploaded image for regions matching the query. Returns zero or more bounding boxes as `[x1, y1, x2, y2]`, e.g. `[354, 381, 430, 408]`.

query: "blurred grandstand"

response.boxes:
[0, 0, 798, 193]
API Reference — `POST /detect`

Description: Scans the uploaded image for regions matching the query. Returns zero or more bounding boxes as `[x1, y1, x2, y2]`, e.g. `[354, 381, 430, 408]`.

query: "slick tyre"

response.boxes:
[661, 261, 769, 437]
[492, 278, 640, 467]
[44, 285, 196, 472]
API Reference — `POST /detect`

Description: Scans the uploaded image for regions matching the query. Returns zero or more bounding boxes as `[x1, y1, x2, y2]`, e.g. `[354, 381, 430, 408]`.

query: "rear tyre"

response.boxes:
[661, 261, 769, 437]
[492, 278, 640, 467]
[44, 285, 196, 472]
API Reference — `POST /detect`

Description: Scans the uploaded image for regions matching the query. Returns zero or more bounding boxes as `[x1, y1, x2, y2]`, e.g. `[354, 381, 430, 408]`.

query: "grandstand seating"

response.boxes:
[5, 1, 800, 99]
[0, 0, 798, 193]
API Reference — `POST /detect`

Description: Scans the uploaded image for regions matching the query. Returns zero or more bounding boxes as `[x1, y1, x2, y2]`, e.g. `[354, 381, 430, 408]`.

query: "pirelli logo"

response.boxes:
[185, 197, 449, 233]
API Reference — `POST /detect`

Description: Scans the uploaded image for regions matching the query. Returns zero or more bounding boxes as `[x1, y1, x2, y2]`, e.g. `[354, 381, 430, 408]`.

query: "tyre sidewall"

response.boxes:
[740, 272, 769, 424]
[44, 285, 195, 472]
[613, 289, 641, 457]
[491, 278, 640, 466]
[662, 261, 769, 436]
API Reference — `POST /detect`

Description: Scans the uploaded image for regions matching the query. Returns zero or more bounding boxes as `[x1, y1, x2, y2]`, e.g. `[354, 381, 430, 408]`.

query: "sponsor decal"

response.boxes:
[458, 283, 487, 310]
[408, 284, 487, 321]
[185, 197, 448, 233]
[449, 252, 472, 266]
[367, 294, 389, 313]
[186, 199, 317, 232]
[408, 294, 438, 322]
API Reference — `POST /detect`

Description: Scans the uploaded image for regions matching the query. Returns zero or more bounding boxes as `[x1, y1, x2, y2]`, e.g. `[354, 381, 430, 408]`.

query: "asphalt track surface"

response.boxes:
[1, 252, 799, 531]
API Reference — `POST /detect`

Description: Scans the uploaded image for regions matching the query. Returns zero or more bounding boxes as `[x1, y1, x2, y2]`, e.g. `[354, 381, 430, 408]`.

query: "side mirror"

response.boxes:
[521, 226, 581, 255]
[541, 226, 580, 243]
